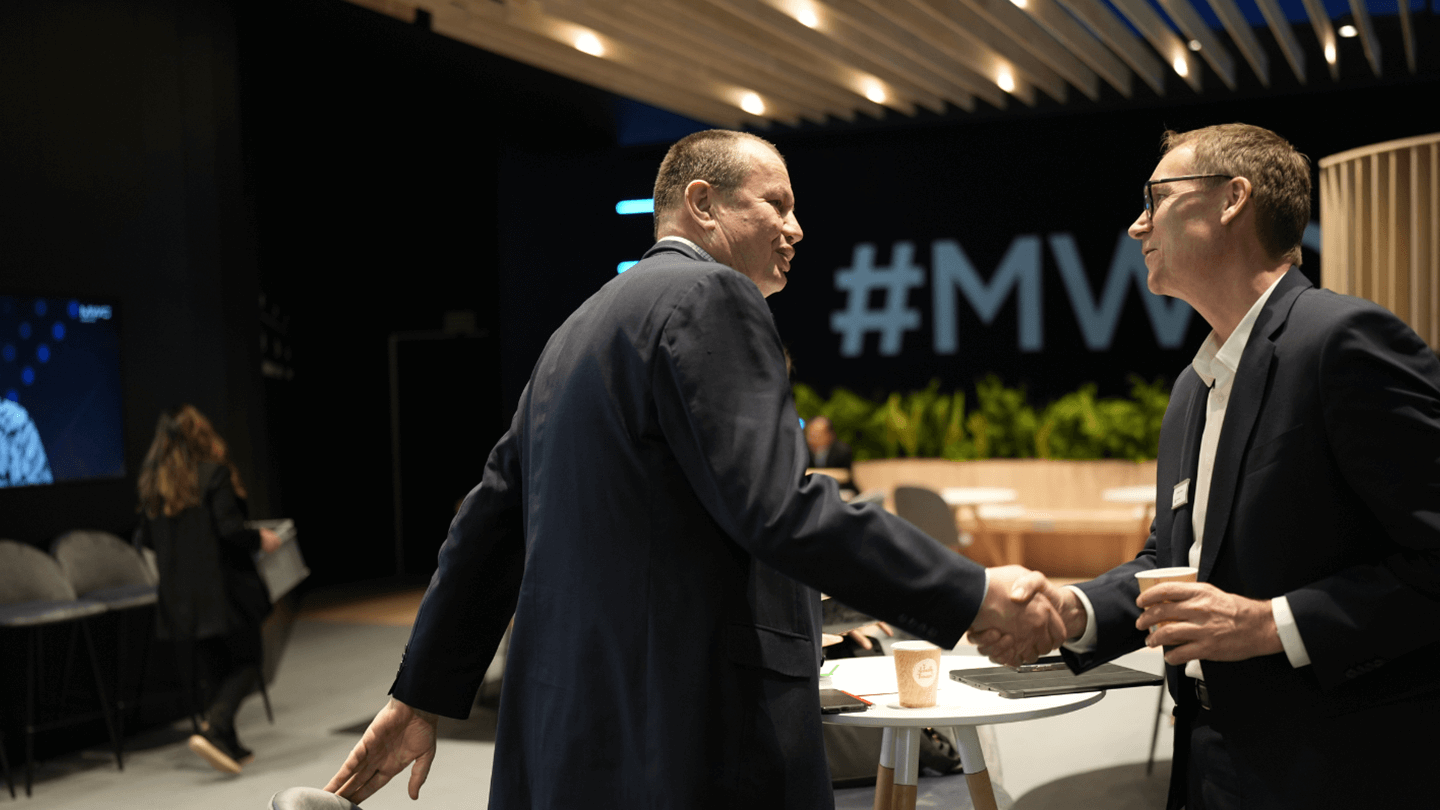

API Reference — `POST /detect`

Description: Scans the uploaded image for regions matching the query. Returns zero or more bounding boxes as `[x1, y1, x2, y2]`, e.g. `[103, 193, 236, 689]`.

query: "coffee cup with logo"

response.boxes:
[892, 641, 943, 708]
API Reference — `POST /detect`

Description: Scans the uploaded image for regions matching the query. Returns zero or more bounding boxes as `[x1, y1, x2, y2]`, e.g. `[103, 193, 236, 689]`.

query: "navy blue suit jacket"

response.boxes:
[391, 241, 987, 809]
[1061, 269, 1440, 808]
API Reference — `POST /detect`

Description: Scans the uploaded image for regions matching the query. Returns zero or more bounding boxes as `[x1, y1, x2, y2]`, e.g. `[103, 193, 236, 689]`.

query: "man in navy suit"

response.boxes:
[325, 130, 1064, 808]
[974, 124, 1440, 808]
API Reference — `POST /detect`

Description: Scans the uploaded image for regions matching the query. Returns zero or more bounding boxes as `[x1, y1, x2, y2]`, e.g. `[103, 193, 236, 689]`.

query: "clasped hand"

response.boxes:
[965, 565, 1069, 667]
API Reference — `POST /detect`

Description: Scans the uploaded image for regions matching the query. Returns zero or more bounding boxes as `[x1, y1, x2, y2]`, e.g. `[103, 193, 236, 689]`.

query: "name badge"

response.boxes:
[1172, 479, 1190, 511]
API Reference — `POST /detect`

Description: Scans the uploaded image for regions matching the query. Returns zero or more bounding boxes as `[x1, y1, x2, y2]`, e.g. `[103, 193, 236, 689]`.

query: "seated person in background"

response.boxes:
[805, 416, 852, 470]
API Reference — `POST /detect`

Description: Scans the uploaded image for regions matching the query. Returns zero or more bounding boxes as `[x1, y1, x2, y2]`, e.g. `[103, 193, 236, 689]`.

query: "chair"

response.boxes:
[0, 540, 120, 796]
[51, 530, 161, 769]
[893, 486, 964, 552]
[0, 704, 13, 798]
[270, 787, 363, 809]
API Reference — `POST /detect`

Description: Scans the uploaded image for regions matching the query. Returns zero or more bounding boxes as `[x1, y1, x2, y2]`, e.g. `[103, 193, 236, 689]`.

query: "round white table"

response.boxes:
[939, 487, 1019, 508]
[1101, 485, 1157, 505]
[823, 655, 1104, 810]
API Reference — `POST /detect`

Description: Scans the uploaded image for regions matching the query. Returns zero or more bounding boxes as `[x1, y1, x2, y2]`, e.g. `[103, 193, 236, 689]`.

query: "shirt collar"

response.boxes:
[656, 235, 715, 263]
[1191, 274, 1285, 390]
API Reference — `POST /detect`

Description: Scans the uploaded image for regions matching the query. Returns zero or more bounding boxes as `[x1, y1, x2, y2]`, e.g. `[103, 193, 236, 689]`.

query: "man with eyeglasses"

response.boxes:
[971, 123, 1440, 809]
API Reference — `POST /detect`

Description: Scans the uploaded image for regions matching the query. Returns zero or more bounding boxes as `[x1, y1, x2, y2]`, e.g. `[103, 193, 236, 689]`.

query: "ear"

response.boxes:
[1219, 176, 1252, 226]
[683, 179, 719, 232]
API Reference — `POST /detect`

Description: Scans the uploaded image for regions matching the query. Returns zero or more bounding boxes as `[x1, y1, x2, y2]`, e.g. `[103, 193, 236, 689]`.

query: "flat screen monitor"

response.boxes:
[1, 294, 125, 488]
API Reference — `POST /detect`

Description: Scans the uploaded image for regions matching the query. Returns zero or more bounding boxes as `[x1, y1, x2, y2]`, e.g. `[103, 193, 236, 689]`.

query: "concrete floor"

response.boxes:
[7, 604, 1173, 810]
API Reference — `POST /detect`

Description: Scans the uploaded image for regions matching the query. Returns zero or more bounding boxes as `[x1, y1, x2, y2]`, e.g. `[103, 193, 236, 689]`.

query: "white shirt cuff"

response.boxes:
[1271, 595, 1311, 668]
[1061, 585, 1099, 653]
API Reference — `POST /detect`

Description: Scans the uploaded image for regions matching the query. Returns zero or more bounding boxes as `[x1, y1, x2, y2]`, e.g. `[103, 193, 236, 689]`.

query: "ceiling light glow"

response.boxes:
[574, 32, 603, 57]
[1011, 0, 1028, 8]
[997, 70, 1015, 93]
[1188, 39, 1202, 51]
[741, 92, 766, 116]
[1325, 41, 1337, 63]
[865, 82, 887, 104]
[796, 5, 819, 27]
[1173, 55, 1189, 77]
[1338, 24, 1357, 38]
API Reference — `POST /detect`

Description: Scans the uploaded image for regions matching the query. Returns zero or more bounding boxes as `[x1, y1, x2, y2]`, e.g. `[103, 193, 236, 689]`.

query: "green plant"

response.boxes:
[792, 375, 1169, 461]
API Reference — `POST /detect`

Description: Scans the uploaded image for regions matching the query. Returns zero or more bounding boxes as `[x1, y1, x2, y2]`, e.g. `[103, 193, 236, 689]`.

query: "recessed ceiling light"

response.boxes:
[741, 92, 765, 116]
[796, 5, 819, 27]
[865, 83, 887, 104]
[574, 32, 603, 57]
[1173, 55, 1189, 77]
[997, 70, 1015, 93]
[1188, 39, 1202, 51]
[1338, 24, 1357, 38]
[1325, 42, 1337, 63]
[1011, 0, 1028, 8]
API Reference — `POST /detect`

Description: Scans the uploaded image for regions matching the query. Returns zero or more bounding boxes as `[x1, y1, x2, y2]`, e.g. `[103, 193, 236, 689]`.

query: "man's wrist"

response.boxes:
[1059, 588, 1087, 641]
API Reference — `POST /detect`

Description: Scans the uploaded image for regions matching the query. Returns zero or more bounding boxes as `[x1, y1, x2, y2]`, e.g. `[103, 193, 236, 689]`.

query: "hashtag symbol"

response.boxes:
[830, 242, 925, 357]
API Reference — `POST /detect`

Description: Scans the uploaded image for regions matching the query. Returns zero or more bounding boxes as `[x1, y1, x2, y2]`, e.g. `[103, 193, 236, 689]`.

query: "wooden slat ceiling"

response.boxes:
[345, 0, 1427, 129]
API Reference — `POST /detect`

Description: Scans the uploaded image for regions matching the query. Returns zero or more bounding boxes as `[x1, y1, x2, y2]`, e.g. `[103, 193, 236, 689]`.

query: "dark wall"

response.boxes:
[0, 0, 265, 543]
[235, 0, 616, 585]
[498, 70, 1440, 413]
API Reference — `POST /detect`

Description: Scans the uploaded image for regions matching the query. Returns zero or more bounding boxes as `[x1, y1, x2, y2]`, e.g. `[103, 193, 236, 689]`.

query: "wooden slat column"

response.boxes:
[1320, 133, 1440, 351]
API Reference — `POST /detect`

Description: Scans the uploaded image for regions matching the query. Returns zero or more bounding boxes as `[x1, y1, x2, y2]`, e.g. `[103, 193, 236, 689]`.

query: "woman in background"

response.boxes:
[137, 404, 280, 774]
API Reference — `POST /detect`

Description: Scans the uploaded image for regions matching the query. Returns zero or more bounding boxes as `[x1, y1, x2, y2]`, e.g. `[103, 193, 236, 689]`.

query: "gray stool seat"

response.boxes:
[0, 599, 107, 627]
[270, 787, 363, 810]
[0, 539, 121, 796]
[80, 583, 159, 610]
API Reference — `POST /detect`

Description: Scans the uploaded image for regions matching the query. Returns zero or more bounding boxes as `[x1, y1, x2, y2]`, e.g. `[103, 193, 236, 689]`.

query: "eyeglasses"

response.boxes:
[1143, 174, 1233, 218]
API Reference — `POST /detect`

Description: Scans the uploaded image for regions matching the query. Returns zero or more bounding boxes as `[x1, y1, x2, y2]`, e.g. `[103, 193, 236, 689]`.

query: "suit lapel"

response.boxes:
[1197, 269, 1311, 580]
[1169, 374, 1208, 567]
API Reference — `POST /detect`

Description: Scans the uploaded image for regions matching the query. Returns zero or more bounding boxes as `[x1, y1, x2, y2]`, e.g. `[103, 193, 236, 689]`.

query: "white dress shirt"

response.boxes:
[1066, 275, 1311, 677]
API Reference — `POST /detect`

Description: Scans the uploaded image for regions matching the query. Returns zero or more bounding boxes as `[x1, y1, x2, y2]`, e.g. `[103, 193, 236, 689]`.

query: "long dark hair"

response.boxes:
[137, 404, 246, 518]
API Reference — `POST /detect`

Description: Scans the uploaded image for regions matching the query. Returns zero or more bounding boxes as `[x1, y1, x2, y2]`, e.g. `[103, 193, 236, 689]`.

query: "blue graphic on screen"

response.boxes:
[0, 295, 124, 488]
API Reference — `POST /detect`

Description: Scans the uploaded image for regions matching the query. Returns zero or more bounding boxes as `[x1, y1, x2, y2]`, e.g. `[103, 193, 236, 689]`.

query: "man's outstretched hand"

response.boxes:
[326, 697, 439, 804]
[967, 566, 1068, 667]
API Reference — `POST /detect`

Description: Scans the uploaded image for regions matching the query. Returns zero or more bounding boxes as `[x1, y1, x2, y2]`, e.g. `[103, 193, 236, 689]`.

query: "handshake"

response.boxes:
[966, 566, 1087, 667]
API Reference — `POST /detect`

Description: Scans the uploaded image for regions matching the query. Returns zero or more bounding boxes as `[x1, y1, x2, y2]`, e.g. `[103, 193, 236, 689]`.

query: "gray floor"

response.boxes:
[8, 619, 1173, 809]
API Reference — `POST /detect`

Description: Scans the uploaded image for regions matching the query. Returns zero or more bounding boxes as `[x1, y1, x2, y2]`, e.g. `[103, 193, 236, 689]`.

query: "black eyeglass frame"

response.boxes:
[1143, 174, 1233, 218]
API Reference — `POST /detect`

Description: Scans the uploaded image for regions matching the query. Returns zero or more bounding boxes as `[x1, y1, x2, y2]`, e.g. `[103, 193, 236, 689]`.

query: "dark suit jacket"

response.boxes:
[1061, 269, 1440, 808]
[391, 241, 987, 809]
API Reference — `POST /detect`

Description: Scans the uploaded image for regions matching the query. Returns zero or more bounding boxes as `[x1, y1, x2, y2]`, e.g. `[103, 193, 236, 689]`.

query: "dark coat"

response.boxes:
[1061, 269, 1440, 808]
[391, 241, 988, 809]
[145, 461, 268, 641]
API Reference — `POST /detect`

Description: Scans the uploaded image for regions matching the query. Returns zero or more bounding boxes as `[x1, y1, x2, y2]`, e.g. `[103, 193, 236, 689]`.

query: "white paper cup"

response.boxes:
[1135, 567, 1198, 626]
[892, 641, 942, 708]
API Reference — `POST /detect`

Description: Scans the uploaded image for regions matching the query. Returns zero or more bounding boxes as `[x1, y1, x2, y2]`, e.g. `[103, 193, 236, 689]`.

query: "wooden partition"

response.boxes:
[852, 458, 1158, 577]
[1319, 133, 1440, 348]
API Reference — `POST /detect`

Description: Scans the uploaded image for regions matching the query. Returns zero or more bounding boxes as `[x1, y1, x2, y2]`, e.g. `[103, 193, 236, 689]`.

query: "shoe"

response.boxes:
[188, 730, 243, 774]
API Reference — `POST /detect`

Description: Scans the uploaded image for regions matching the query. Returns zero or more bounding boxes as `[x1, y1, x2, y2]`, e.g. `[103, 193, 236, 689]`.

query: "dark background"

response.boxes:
[2, 0, 1437, 593]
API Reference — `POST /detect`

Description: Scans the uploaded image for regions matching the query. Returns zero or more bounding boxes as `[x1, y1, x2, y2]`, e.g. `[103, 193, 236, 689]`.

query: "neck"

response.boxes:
[1197, 263, 1290, 344]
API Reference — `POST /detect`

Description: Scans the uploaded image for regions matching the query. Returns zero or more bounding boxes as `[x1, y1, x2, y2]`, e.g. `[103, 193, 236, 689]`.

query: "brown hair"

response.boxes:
[137, 404, 246, 518]
[652, 130, 783, 237]
[1162, 124, 1311, 266]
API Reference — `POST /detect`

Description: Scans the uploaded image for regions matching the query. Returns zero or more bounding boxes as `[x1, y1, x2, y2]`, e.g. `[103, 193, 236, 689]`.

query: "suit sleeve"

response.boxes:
[390, 395, 528, 718]
[207, 465, 261, 553]
[651, 270, 985, 646]
[1289, 306, 1440, 689]
[1059, 522, 1159, 672]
